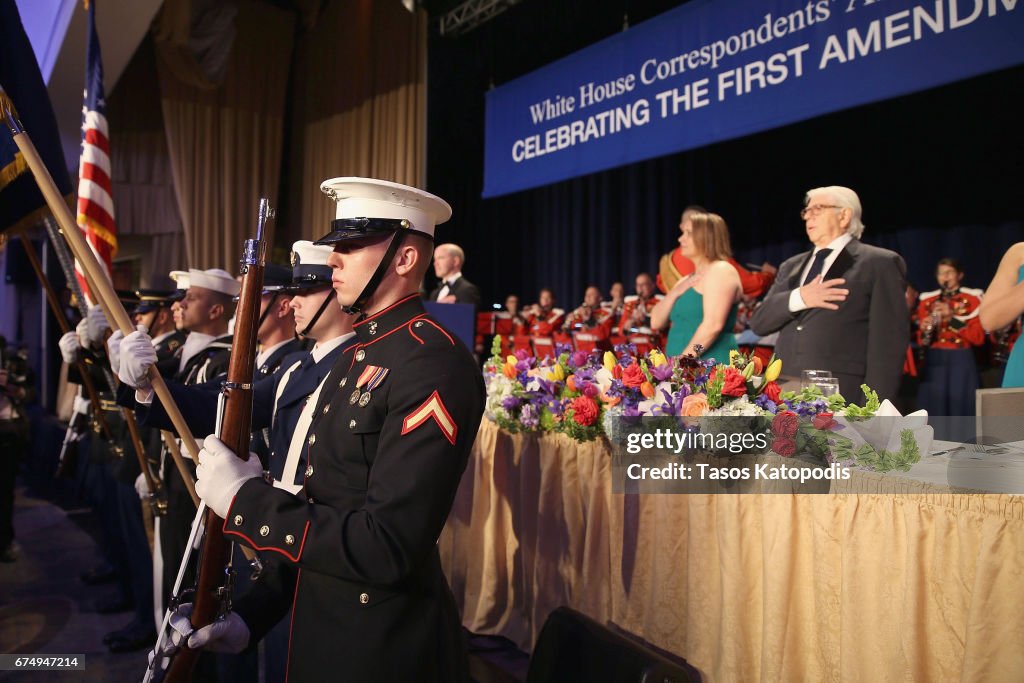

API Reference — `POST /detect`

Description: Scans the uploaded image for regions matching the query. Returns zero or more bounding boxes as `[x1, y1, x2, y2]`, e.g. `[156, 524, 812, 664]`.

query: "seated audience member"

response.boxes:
[651, 211, 741, 362]
[495, 294, 530, 355]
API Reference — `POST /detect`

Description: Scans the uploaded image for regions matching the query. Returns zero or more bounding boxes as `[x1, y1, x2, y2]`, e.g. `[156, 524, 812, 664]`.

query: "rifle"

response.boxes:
[153, 199, 271, 683]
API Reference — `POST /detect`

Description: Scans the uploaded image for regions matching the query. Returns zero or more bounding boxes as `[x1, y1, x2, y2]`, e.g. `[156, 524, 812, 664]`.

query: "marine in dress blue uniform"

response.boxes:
[182, 178, 484, 683]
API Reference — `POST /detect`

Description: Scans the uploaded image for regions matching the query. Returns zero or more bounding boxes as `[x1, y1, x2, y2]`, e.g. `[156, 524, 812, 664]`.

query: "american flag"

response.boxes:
[75, 0, 117, 303]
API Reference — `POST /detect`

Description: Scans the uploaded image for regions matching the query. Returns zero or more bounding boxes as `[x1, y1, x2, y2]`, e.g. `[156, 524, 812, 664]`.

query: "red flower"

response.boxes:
[762, 381, 782, 404]
[772, 410, 799, 438]
[570, 396, 599, 426]
[622, 364, 645, 389]
[812, 412, 837, 430]
[772, 437, 797, 457]
[718, 366, 747, 398]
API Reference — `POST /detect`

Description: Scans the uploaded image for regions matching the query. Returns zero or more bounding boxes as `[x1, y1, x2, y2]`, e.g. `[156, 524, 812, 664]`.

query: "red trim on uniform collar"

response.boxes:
[353, 292, 421, 328]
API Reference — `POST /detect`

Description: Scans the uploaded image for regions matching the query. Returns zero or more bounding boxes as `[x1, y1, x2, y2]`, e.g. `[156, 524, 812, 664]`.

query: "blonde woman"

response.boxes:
[651, 210, 741, 360]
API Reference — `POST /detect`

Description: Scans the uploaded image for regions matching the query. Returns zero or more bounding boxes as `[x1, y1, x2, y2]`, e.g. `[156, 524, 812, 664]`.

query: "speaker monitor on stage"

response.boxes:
[526, 607, 700, 683]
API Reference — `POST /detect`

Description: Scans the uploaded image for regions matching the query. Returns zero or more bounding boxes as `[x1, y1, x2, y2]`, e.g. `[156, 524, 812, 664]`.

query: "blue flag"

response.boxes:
[0, 0, 72, 234]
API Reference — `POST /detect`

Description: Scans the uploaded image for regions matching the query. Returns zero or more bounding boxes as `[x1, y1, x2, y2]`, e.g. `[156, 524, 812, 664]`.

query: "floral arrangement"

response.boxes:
[483, 337, 922, 472]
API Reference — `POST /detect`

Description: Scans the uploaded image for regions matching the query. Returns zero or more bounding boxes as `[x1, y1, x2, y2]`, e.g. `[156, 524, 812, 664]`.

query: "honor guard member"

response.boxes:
[124, 242, 356, 683]
[59, 302, 143, 617]
[99, 288, 188, 653]
[914, 258, 985, 418]
[617, 273, 664, 354]
[171, 178, 484, 683]
[115, 268, 239, 618]
[253, 264, 307, 378]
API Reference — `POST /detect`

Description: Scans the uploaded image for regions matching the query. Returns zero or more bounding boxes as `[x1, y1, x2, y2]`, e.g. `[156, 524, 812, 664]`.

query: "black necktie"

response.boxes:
[802, 248, 833, 285]
[297, 352, 315, 372]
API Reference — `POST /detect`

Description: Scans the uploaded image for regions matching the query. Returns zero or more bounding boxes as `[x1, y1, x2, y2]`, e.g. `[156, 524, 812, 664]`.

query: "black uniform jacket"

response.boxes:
[226, 294, 484, 682]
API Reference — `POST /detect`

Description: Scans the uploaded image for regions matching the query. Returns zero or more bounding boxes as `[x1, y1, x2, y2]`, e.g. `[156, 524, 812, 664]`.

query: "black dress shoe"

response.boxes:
[107, 629, 157, 653]
[95, 596, 134, 614]
[80, 565, 116, 585]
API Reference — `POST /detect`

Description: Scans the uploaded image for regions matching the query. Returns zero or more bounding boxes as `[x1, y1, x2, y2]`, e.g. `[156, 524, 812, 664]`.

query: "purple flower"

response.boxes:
[501, 396, 522, 411]
[515, 359, 532, 373]
[650, 364, 674, 382]
[570, 350, 590, 369]
[555, 343, 573, 357]
[514, 349, 532, 362]
[581, 383, 599, 399]
[574, 367, 597, 383]
[520, 403, 539, 429]
[754, 393, 779, 414]
[547, 399, 566, 417]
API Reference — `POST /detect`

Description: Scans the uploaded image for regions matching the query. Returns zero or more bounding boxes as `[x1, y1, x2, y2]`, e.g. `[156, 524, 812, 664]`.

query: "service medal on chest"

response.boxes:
[358, 391, 372, 407]
[349, 389, 362, 405]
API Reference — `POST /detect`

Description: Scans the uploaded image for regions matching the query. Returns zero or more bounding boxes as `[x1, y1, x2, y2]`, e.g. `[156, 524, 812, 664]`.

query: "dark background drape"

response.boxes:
[426, 0, 1023, 310]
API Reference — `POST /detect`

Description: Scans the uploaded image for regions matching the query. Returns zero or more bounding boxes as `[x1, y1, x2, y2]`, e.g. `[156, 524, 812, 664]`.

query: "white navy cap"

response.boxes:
[314, 177, 452, 244]
[283, 240, 334, 292]
[185, 268, 241, 297]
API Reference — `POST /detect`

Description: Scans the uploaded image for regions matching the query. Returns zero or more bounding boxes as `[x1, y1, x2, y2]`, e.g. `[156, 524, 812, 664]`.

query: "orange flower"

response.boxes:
[566, 374, 578, 393]
[599, 391, 621, 407]
[751, 356, 764, 375]
[503, 362, 517, 379]
[640, 381, 656, 398]
[680, 393, 709, 417]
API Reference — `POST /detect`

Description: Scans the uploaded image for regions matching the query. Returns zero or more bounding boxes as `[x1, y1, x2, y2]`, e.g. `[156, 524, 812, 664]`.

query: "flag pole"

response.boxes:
[0, 85, 204, 467]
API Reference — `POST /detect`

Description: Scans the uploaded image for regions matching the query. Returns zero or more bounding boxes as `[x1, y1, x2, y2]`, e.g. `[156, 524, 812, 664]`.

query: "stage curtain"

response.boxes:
[285, 0, 427, 242]
[106, 37, 184, 287]
[154, 0, 294, 270]
[441, 420, 1024, 682]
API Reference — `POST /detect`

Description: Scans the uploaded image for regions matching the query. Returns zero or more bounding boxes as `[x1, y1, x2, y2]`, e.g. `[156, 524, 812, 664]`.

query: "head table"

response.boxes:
[439, 420, 1024, 682]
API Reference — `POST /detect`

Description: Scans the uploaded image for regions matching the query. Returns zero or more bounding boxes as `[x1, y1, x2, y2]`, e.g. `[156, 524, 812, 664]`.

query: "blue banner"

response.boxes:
[483, 0, 1024, 198]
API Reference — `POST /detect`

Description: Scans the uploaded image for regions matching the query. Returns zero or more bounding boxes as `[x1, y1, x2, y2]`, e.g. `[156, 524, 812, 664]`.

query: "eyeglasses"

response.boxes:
[800, 204, 844, 219]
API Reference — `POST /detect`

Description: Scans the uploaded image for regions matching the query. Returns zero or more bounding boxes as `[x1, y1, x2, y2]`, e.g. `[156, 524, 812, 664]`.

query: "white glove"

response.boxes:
[163, 603, 250, 655]
[85, 305, 110, 346]
[75, 318, 89, 346]
[72, 395, 91, 415]
[118, 329, 157, 389]
[195, 435, 263, 518]
[58, 331, 81, 364]
[134, 471, 151, 500]
[106, 328, 125, 376]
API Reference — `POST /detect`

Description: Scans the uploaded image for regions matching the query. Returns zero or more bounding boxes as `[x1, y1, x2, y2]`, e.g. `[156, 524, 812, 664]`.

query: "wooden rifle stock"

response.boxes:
[164, 199, 271, 682]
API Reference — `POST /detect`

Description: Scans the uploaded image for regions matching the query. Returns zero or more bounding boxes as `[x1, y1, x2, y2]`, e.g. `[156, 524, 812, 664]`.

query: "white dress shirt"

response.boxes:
[788, 233, 854, 313]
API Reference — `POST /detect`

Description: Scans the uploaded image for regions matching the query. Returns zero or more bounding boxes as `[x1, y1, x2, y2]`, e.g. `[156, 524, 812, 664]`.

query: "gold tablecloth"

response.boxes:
[439, 420, 1024, 682]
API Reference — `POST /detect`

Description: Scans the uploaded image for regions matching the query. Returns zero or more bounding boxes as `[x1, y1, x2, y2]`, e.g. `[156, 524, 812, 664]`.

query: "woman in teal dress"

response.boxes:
[651, 210, 742, 362]
[979, 242, 1024, 387]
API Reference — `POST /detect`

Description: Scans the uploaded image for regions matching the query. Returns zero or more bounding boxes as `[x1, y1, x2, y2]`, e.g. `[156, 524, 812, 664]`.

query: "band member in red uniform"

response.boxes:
[914, 258, 985, 417]
[563, 285, 613, 352]
[617, 273, 663, 354]
[525, 288, 564, 358]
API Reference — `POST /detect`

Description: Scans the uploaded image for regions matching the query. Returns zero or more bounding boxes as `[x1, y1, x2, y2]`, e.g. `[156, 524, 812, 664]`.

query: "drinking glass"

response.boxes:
[801, 369, 832, 390]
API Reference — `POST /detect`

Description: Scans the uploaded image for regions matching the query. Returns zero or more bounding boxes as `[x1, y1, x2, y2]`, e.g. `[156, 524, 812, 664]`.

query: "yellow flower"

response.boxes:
[765, 358, 782, 383]
[648, 349, 667, 367]
[729, 350, 741, 366]
[547, 364, 565, 382]
[603, 351, 617, 372]
[506, 355, 518, 366]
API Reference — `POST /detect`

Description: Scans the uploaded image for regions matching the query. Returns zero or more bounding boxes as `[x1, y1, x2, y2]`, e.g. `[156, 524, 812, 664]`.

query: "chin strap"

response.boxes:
[256, 292, 279, 331]
[298, 289, 336, 338]
[342, 231, 409, 318]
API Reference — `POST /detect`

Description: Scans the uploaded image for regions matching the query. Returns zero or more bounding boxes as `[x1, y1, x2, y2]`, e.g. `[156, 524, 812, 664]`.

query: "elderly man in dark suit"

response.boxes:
[429, 242, 481, 306]
[750, 186, 909, 403]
